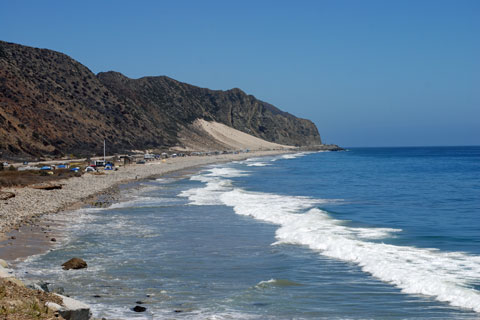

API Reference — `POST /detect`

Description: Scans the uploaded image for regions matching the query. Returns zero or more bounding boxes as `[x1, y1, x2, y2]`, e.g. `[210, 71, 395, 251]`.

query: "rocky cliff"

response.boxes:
[0, 41, 322, 158]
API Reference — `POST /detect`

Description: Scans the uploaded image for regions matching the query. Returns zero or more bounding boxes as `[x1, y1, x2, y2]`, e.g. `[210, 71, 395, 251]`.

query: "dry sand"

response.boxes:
[196, 119, 295, 150]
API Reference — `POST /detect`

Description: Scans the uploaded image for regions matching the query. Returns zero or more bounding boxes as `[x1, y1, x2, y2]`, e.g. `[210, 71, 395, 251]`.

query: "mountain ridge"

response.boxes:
[0, 40, 323, 159]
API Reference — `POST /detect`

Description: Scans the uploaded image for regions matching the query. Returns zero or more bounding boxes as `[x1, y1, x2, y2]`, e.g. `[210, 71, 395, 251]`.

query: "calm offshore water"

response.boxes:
[17, 147, 480, 319]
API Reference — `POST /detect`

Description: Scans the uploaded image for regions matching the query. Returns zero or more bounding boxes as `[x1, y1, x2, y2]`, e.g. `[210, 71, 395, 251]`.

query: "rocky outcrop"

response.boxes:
[0, 40, 322, 158]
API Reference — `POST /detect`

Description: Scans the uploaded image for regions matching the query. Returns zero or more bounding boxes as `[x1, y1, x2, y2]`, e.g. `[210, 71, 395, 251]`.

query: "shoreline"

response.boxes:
[0, 150, 292, 263]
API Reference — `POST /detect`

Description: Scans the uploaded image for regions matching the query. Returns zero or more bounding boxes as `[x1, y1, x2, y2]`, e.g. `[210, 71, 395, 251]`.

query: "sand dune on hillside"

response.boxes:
[194, 119, 294, 150]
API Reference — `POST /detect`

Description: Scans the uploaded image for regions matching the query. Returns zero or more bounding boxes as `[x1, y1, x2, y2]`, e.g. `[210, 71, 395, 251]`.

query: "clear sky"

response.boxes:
[1, 0, 479, 147]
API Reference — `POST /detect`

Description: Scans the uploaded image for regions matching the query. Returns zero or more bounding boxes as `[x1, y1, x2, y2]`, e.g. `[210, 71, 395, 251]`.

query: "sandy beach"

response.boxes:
[0, 150, 290, 258]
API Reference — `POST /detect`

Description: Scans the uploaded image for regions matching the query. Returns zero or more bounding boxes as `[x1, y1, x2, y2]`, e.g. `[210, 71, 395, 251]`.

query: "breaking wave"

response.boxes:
[180, 165, 480, 313]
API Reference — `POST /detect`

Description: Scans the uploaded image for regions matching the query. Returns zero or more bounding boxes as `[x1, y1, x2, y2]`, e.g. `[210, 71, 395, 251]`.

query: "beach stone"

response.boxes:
[133, 305, 147, 312]
[0, 259, 8, 268]
[62, 257, 87, 270]
[51, 237, 57, 242]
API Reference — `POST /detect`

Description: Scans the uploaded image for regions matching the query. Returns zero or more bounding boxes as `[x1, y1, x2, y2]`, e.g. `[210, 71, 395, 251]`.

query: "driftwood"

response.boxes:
[30, 183, 63, 190]
[0, 191, 15, 200]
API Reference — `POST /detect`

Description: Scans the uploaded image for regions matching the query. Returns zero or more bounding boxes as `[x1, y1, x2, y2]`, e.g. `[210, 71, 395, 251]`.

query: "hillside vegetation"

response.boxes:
[0, 41, 322, 159]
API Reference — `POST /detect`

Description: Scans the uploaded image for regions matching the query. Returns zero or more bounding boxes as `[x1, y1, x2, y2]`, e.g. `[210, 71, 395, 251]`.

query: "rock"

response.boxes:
[135, 300, 143, 304]
[0, 191, 15, 200]
[51, 237, 57, 242]
[62, 257, 87, 270]
[132, 305, 146, 312]
[54, 294, 92, 320]
[45, 301, 62, 312]
[0, 258, 8, 268]
[10, 236, 16, 240]
[31, 183, 63, 190]
[92, 294, 101, 298]
[24, 280, 50, 292]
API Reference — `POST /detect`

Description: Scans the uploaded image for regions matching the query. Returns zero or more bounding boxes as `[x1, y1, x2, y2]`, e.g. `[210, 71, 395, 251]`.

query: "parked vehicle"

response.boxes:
[94, 160, 105, 167]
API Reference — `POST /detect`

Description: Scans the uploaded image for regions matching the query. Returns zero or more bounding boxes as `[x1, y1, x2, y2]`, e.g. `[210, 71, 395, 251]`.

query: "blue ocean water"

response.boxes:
[17, 147, 480, 319]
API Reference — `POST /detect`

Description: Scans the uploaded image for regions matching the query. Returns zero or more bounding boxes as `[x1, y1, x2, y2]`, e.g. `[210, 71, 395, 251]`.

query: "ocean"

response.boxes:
[16, 147, 480, 319]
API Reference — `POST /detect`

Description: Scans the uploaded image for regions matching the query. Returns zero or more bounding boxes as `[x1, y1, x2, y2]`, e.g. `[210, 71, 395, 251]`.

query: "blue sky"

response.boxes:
[1, 0, 479, 147]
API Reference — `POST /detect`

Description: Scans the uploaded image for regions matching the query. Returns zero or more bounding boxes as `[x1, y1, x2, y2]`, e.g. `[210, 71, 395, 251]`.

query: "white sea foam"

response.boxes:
[280, 152, 310, 160]
[255, 278, 302, 288]
[181, 166, 480, 313]
[246, 162, 269, 167]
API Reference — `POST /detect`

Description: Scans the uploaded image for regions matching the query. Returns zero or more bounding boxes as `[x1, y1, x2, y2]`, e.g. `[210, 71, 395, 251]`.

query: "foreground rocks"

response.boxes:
[1, 261, 93, 320]
[62, 258, 88, 270]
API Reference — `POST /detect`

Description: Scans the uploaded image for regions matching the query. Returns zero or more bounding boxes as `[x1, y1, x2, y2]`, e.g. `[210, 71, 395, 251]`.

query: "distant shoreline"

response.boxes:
[0, 149, 294, 262]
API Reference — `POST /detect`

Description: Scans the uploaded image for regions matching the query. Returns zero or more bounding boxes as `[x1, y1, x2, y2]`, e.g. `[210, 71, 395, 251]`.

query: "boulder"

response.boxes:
[52, 294, 92, 320]
[132, 305, 146, 312]
[62, 258, 87, 270]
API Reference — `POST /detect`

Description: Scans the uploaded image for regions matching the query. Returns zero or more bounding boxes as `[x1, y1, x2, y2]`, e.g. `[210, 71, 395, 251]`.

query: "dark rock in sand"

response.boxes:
[93, 295, 101, 298]
[62, 257, 87, 270]
[10, 236, 15, 240]
[50, 237, 56, 242]
[31, 183, 63, 190]
[0, 191, 15, 200]
[132, 306, 146, 312]
[174, 310, 183, 313]
[135, 301, 143, 304]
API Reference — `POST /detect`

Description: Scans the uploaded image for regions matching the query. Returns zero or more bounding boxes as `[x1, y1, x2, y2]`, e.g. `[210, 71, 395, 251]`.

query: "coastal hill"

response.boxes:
[0, 40, 322, 158]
